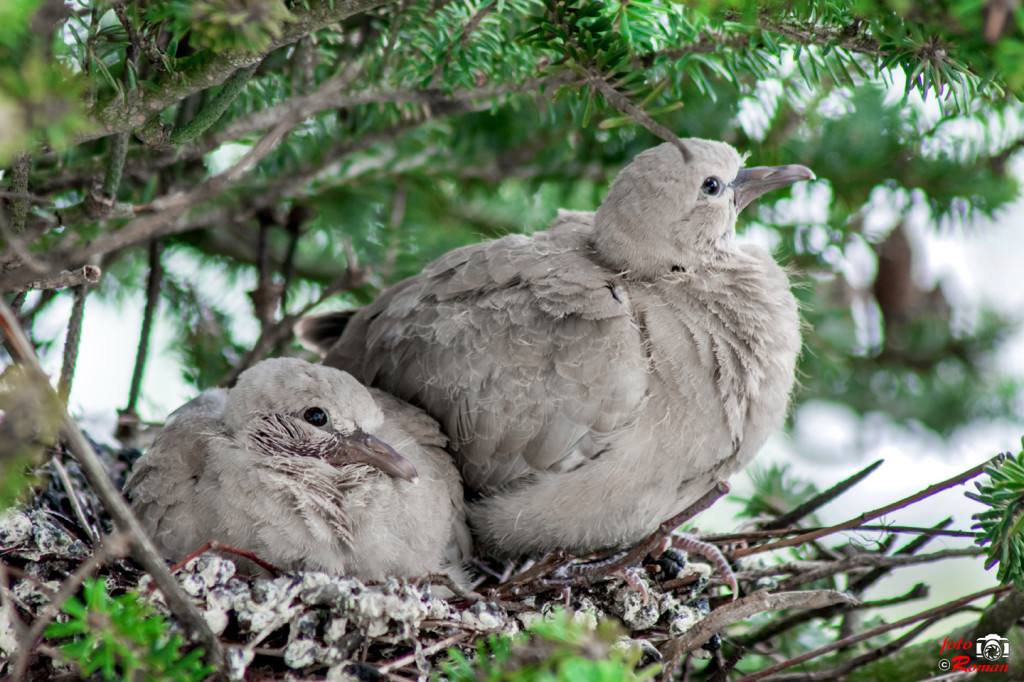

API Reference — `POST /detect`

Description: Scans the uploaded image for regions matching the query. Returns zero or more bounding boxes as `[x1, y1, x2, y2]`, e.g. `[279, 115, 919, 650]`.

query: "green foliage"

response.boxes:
[0, 16, 89, 163]
[737, 462, 821, 523]
[968, 445, 1024, 593]
[0, 365, 62, 510]
[3, 0, 1023, 431]
[442, 610, 657, 682]
[45, 577, 215, 682]
[148, 0, 295, 54]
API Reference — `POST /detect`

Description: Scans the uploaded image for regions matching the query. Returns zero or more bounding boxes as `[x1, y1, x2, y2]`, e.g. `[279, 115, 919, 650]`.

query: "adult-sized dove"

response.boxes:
[300, 139, 811, 557]
[124, 358, 471, 581]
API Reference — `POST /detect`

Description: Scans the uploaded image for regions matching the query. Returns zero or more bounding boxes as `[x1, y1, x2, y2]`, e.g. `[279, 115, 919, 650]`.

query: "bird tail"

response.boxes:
[295, 311, 357, 355]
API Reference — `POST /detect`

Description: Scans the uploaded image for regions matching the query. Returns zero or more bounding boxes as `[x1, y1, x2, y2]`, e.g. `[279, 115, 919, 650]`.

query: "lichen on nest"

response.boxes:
[1, 443, 722, 680]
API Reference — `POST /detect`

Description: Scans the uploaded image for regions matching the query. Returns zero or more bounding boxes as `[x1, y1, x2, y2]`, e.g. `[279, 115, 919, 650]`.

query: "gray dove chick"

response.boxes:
[299, 139, 811, 557]
[124, 358, 471, 581]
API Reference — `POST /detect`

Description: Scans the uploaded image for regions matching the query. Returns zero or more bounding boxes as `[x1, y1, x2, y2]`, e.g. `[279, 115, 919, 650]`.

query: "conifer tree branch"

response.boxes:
[81, 0, 396, 144]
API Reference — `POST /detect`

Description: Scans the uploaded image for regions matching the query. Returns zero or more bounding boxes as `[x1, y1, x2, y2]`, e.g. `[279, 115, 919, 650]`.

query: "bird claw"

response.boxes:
[622, 566, 650, 604]
[671, 534, 738, 599]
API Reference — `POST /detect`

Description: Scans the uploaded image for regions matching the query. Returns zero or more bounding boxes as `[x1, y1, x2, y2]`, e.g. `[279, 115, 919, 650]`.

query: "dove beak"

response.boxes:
[732, 165, 816, 212]
[331, 429, 419, 483]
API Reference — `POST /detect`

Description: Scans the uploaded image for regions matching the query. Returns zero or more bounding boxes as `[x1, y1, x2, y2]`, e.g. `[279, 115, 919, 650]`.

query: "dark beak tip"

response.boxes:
[337, 428, 420, 483]
[767, 164, 816, 183]
[791, 165, 816, 182]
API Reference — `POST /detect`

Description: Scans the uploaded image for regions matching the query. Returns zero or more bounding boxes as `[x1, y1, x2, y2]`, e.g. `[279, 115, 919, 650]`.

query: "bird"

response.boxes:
[124, 357, 471, 582]
[298, 139, 812, 558]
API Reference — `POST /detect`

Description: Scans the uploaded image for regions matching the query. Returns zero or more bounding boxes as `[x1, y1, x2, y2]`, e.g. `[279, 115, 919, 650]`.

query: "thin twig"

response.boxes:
[762, 459, 884, 530]
[497, 551, 572, 596]
[8, 266, 102, 293]
[0, 190, 52, 205]
[377, 632, 472, 674]
[660, 590, 857, 664]
[219, 265, 370, 387]
[50, 456, 100, 545]
[113, 1, 165, 72]
[125, 240, 162, 414]
[168, 541, 282, 577]
[428, 0, 498, 86]
[57, 283, 90, 403]
[252, 210, 277, 333]
[1, 119, 300, 295]
[732, 585, 1011, 682]
[757, 616, 940, 681]
[0, 563, 29, 644]
[743, 583, 928, 647]
[848, 517, 953, 594]
[703, 524, 975, 544]
[586, 74, 691, 161]
[10, 533, 132, 682]
[0, 299, 227, 674]
[732, 456, 1002, 558]
[413, 573, 484, 603]
[724, 547, 983, 589]
[278, 205, 313, 318]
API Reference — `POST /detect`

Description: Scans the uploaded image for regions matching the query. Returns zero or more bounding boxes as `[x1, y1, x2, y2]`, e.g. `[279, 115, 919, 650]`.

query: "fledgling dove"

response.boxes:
[124, 358, 471, 582]
[299, 139, 811, 558]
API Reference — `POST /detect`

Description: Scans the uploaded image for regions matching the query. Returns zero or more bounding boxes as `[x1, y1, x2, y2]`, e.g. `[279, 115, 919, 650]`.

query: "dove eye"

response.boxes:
[303, 407, 329, 428]
[700, 176, 723, 196]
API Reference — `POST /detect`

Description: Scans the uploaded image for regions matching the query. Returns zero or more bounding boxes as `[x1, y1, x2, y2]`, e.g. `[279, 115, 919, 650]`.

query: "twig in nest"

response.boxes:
[377, 631, 472, 674]
[50, 456, 100, 545]
[703, 523, 974, 544]
[743, 583, 928, 647]
[732, 456, 1002, 559]
[413, 573, 484, 603]
[8, 265, 101, 293]
[660, 589, 857, 666]
[0, 563, 29, 644]
[498, 551, 572, 594]
[10, 533, 132, 682]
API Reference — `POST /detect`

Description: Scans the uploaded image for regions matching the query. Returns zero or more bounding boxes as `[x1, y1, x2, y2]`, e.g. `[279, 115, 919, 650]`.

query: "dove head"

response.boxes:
[224, 358, 418, 482]
[592, 139, 814, 279]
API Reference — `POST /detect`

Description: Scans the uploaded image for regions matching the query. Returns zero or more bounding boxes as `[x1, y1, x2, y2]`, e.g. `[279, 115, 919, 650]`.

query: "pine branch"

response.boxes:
[169, 63, 261, 145]
[82, 0, 397, 145]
